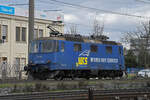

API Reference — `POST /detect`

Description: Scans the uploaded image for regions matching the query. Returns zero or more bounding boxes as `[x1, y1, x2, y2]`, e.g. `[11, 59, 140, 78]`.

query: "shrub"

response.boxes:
[78, 81, 88, 89]
[12, 84, 17, 92]
[35, 83, 42, 92]
[57, 82, 67, 90]
[24, 84, 33, 92]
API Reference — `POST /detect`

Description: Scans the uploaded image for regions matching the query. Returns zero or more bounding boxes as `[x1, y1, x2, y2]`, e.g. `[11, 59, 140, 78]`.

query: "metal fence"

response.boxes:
[0, 62, 27, 80]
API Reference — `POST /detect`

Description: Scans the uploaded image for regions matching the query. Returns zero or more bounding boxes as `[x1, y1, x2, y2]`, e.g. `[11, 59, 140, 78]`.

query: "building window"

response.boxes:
[15, 58, 20, 71]
[34, 29, 38, 39]
[15, 58, 26, 71]
[106, 46, 112, 54]
[20, 58, 26, 70]
[90, 45, 98, 52]
[0, 57, 7, 64]
[0, 25, 8, 43]
[16, 27, 26, 42]
[74, 44, 82, 51]
[39, 29, 43, 38]
[22, 27, 26, 41]
[16, 27, 20, 41]
[32, 29, 43, 40]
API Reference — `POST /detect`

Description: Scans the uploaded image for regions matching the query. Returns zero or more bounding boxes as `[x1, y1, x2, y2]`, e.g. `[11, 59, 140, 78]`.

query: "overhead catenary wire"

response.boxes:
[7, 3, 136, 32]
[7, 0, 150, 19]
[48, 0, 150, 19]
[6, 0, 145, 33]
[8, 3, 28, 6]
[135, 0, 150, 4]
[36, 0, 147, 32]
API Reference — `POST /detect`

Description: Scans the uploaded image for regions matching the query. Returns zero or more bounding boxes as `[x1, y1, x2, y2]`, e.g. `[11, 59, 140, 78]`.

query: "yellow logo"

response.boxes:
[76, 57, 88, 67]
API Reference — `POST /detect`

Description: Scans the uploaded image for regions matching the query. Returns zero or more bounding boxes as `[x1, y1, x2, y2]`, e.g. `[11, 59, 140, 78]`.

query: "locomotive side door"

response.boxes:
[73, 43, 82, 69]
[74, 43, 89, 69]
[58, 41, 75, 70]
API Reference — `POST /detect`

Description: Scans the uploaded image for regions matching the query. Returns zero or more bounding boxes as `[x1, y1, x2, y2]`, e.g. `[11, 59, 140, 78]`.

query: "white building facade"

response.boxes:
[0, 13, 64, 79]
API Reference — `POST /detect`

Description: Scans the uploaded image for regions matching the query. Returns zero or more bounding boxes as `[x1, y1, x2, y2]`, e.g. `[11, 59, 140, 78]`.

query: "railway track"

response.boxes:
[94, 89, 150, 100]
[0, 78, 149, 84]
[0, 89, 150, 100]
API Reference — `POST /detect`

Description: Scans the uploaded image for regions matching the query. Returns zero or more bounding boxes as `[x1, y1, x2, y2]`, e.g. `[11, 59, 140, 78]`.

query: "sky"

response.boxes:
[0, 0, 150, 43]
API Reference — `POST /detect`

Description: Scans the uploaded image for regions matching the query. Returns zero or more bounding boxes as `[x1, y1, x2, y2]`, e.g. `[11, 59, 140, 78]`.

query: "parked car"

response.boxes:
[138, 69, 150, 78]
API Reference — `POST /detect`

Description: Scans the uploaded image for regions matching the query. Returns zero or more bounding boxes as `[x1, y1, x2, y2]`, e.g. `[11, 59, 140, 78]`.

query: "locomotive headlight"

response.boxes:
[47, 60, 51, 64]
[29, 60, 33, 64]
[24, 66, 28, 71]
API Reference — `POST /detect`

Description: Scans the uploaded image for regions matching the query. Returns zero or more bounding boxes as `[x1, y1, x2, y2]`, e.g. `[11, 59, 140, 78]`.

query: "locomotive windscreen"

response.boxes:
[41, 40, 59, 53]
[29, 41, 39, 53]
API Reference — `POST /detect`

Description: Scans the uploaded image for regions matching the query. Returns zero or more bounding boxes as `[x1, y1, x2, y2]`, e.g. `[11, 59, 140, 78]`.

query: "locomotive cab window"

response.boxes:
[119, 47, 122, 55]
[41, 40, 59, 53]
[74, 44, 82, 51]
[61, 42, 65, 52]
[90, 45, 98, 52]
[106, 46, 112, 54]
[29, 41, 39, 53]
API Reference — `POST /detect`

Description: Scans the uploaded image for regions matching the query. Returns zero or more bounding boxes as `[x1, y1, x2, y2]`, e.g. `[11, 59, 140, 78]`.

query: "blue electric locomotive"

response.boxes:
[24, 33, 125, 80]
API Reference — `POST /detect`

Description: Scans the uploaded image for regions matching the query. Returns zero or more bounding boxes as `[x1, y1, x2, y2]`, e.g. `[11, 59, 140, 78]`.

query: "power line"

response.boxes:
[7, 0, 60, 7]
[8, 0, 150, 19]
[7, 3, 136, 32]
[8, 3, 28, 6]
[135, 0, 150, 4]
[37, 0, 78, 10]
[43, 9, 62, 12]
[49, 0, 150, 19]
[6, 0, 145, 33]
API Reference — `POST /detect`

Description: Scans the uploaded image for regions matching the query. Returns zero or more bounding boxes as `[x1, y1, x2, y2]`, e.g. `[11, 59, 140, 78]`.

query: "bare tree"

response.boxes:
[90, 19, 109, 41]
[122, 21, 150, 68]
[67, 24, 78, 34]
[92, 19, 104, 36]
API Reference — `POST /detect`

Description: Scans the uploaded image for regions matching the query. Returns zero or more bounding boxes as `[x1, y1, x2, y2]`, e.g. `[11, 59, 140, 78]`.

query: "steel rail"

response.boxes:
[0, 89, 150, 100]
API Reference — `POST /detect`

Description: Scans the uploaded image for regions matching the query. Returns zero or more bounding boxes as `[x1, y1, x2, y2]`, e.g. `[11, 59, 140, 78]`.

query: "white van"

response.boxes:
[138, 69, 150, 77]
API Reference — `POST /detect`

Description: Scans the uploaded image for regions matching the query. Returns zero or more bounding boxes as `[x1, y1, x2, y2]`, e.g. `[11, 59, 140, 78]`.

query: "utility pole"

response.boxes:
[145, 20, 150, 68]
[28, 0, 34, 62]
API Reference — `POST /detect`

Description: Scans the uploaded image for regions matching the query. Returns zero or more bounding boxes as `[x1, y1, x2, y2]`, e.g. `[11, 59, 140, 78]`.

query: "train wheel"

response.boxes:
[98, 73, 102, 79]
[33, 73, 47, 80]
[119, 71, 123, 77]
[54, 71, 64, 80]
[70, 71, 75, 80]
[98, 76, 102, 79]
[85, 77, 90, 80]
[103, 72, 107, 78]
[98, 71, 102, 79]
[38, 76, 47, 80]
[71, 75, 74, 80]
[110, 71, 115, 79]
